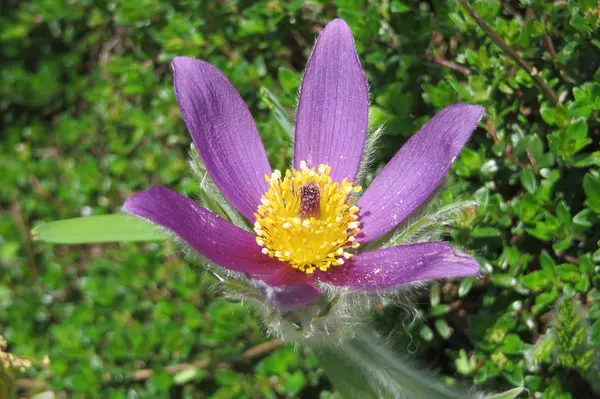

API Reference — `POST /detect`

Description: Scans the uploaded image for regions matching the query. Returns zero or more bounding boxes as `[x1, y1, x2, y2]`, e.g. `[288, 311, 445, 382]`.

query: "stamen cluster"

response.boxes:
[254, 162, 361, 274]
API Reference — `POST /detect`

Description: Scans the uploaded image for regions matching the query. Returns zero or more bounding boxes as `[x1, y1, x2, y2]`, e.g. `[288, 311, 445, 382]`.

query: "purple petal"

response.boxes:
[172, 57, 272, 221]
[123, 186, 283, 274]
[272, 283, 323, 310]
[315, 242, 479, 291]
[293, 19, 369, 182]
[253, 267, 314, 287]
[253, 269, 323, 309]
[357, 104, 484, 242]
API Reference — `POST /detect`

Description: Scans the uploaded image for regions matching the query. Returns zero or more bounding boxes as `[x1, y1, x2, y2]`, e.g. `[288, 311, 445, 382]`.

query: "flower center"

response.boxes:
[254, 161, 361, 274]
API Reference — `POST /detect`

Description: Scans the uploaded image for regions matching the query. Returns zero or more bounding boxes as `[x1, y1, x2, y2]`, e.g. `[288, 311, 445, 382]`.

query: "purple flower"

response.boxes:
[124, 19, 483, 308]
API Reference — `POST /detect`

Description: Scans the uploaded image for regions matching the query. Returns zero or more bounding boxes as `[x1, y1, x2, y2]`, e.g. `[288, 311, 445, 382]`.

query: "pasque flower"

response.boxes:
[124, 19, 483, 311]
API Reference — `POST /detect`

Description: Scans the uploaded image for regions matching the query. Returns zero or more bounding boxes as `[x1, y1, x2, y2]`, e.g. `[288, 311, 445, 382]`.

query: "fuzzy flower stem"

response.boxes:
[314, 327, 472, 399]
[458, 0, 559, 106]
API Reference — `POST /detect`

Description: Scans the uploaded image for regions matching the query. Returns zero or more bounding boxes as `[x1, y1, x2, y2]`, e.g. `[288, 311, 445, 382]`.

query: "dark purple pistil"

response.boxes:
[299, 182, 321, 219]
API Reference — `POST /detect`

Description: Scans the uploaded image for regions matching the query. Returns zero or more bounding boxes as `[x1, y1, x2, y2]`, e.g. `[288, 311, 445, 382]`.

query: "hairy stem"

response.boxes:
[314, 328, 471, 399]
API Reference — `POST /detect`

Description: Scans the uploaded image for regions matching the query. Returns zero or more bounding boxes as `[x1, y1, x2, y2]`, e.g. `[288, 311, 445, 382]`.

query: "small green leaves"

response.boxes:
[31, 214, 169, 244]
[550, 119, 591, 158]
[529, 297, 600, 392]
[5, 0, 600, 397]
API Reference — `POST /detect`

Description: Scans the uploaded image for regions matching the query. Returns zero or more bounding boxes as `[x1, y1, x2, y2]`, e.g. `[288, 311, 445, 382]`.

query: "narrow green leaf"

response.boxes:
[259, 87, 294, 137]
[277, 66, 300, 93]
[31, 214, 169, 244]
[430, 282, 441, 307]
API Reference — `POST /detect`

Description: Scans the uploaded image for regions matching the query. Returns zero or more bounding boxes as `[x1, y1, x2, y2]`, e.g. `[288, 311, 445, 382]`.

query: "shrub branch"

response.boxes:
[458, 0, 559, 105]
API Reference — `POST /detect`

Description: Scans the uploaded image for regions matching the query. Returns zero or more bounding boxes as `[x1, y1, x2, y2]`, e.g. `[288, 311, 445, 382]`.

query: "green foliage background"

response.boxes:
[1, 0, 599, 397]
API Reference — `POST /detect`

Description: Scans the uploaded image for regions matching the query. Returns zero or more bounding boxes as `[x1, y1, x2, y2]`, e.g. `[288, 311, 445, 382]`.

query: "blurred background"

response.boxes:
[1, 0, 599, 398]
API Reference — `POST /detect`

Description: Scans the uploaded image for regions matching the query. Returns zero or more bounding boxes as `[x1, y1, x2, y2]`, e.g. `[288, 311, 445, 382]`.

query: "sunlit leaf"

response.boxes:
[31, 214, 169, 244]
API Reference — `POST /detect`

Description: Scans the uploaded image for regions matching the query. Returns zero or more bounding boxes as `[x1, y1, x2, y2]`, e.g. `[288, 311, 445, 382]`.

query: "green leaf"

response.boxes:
[583, 172, 600, 214]
[431, 304, 452, 317]
[435, 319, 453, 339]
[472, 227, 502, 238]
[259, 87, 294, 138]
[501, 334, 526, 355]
[455, 349, 476, 376]
[555, 264, 581, 283]
[520, 270, 552, 290]
[539, 103, 555, 125]
[277, 66, 300, 94]
[173, 368, 205, 385]
[31, 214, 169, 244]
[573, 208, 597, 229]
[579, 253, 593, 273]
[390, 0, 411, 13]
[539, 251, 557, 274]
[420, 325, 435, 342]
[283, 370, 307, 397]
[533, 288, 558, 315]
[520, 168, 537, 193]
[459, 277, 475, 298]
[549, 119, 591, 159]
[492, 274, 518, 289]
[571, 151, 600, 167]
[503, 365, 525, 387]
[430, 282, 441, 307]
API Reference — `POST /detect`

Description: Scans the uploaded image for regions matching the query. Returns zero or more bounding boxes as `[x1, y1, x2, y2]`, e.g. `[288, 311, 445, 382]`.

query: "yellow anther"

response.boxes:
[348, 221, 360, 229]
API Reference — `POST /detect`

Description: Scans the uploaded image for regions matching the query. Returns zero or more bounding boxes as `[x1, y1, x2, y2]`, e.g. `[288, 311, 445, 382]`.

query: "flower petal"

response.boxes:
[123, 186, 283, 274]
[272, 283, 323, 309]
[253, 267, 314, 287]
[357, 104, 484, 242]
[172, 57, 272, 221]
[252, 266, 322, 309]
[316, 242, 479, 291]
[293, 19, 369, 182]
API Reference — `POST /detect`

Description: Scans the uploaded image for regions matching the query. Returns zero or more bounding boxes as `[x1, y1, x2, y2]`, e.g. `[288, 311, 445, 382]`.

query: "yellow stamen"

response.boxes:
[254, 162, 361, 274]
